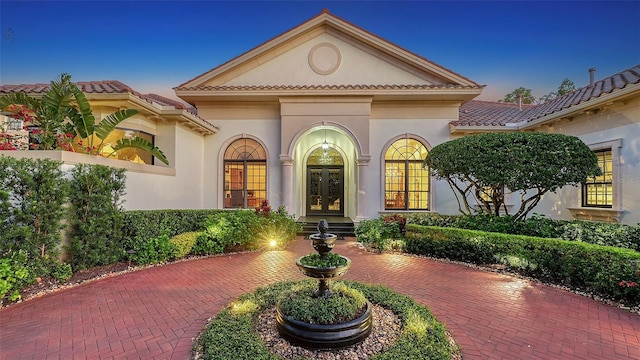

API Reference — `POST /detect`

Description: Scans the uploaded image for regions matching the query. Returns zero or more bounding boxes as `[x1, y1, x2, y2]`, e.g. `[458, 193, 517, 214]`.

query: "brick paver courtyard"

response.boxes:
[1, 237, 639, 359]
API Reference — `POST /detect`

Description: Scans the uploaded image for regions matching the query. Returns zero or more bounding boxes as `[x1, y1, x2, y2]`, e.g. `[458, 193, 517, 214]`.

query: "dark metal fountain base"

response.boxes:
[276, 301, 373, 349]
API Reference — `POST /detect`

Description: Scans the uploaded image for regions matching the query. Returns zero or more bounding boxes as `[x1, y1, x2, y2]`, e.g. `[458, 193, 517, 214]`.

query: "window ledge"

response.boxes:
[0, 150, 175, 176]
[567, 207, 624, 223]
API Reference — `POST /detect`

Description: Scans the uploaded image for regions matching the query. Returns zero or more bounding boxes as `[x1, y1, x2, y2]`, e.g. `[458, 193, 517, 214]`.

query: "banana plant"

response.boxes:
[0, 73, 169, 165]
[66, 80, 169, 165]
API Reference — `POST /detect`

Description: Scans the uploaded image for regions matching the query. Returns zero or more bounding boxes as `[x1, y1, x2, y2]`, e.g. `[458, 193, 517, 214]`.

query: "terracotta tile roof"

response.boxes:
[177, 84, 479, 91]
[0, 80, 197, 115]
[457, 101, 536, 126]
[455, 64, 640, 128]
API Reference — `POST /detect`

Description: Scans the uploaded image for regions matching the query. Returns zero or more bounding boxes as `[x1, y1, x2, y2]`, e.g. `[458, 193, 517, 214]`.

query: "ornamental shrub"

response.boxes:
[127, 232, 176, 265]
[192, 210, 262, 255]
[405, 212, 639, 251]
[0, 252, 33, 303]
[51, 262, 73, 282]
[405, 224, 640, 305]
[277, 282, 366, 324]
[121, 209, 221, 240]
[254, 206, 301, 249]
[355, 218, 401, 250]
[170, 232, 200, 259]
[67, 164, 127, 271]
[0, 156, 68, 278]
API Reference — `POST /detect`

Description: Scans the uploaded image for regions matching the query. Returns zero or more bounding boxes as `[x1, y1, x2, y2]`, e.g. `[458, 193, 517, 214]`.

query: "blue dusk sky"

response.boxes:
[1, 0, 638, 102]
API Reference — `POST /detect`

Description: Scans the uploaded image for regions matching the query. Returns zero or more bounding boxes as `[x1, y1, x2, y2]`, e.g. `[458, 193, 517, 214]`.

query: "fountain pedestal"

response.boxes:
[276, 219, 372, 349]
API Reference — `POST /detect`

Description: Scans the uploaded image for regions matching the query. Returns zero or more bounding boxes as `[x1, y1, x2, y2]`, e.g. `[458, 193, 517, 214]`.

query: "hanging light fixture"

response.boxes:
[322, 127, 329, 151]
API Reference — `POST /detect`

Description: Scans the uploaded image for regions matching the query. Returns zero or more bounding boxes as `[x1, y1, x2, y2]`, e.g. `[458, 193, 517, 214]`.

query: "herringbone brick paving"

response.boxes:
[1, 238, 638, 359]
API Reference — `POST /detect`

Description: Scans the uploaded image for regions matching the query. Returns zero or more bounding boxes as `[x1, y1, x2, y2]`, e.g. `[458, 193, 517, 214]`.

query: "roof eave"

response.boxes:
[449, 123, 516, 134]
[83, 93, 218, 135]
[451, 82, 640, 134]
[518, 83, 640, 131]
[176, 87, 483, 104]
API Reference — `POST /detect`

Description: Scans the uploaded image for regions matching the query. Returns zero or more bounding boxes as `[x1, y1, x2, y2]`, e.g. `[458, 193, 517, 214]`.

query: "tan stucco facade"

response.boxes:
[2, 11, 638, 225]
[176, 11, 482, 221]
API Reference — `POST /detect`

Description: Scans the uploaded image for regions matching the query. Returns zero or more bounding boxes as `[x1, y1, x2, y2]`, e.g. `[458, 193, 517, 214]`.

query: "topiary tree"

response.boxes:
[425, 132, 601, 220]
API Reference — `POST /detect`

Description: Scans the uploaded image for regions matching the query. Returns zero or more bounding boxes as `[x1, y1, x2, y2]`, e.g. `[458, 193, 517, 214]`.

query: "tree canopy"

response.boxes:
[424, 132, 600, 220]
[502, 87, 535, 104]
[538, 78, 576, 104]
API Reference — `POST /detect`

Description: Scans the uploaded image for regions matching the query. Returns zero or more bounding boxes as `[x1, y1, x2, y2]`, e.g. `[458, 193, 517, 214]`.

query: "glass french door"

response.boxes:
[307, 166, 343, 215]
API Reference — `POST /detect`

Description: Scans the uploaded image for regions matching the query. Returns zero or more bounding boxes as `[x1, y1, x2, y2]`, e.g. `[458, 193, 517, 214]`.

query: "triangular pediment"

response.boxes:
[176, 11, 482, 100]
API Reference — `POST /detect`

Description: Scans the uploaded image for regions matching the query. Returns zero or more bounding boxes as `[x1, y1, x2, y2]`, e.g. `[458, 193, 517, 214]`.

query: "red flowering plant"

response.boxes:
[0, 133, 17, 150]
[255, 199, 272, 218]
[382, 214, 407, 234]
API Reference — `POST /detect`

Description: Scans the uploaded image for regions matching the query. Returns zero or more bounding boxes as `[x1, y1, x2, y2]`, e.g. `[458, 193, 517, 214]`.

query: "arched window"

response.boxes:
[384, 137, 429, 210]
[224, 138, 266, 208]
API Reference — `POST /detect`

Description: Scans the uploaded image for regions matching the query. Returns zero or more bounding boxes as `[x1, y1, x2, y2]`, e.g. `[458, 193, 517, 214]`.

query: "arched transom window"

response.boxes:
[384, 137, 429, 210]
[224, 138, 266, 209]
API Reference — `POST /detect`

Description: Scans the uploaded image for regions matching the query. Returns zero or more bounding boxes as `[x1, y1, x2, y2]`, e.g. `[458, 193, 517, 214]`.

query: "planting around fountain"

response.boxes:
[276, 219, 373, 349]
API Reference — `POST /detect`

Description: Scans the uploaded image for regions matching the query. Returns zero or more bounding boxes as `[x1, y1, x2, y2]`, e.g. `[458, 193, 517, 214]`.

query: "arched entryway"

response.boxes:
[306, 147, 344, 216]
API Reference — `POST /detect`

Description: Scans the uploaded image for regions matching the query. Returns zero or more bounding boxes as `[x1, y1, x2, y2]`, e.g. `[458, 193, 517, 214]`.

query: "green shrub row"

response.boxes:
[406, 213, 640, 251]
[193, 205, 301, 255]
[404, 224, 640, 305]
[1, 156, 301, 304]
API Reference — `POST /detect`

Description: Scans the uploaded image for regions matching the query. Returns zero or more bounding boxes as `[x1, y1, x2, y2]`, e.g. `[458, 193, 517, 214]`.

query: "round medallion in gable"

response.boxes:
[308, 42, 341, 75]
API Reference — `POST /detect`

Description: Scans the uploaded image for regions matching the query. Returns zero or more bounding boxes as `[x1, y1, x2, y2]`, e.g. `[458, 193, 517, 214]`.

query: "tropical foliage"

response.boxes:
[0, 73, 169, 164]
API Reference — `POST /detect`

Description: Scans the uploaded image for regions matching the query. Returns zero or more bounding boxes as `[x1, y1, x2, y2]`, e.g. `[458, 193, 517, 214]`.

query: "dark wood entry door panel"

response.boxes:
[307, 166, 343, 216]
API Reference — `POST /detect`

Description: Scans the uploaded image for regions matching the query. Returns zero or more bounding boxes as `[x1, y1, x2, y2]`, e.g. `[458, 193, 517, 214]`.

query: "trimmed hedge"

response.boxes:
[122, 209, 222, 239]
[406, 213, 640, 251]
[405, 224, 640, 305]
[170, 232, 201, 259]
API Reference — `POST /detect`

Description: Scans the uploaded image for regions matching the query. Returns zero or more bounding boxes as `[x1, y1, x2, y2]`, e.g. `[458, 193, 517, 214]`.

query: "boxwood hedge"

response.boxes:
[405, 224, 640, 305]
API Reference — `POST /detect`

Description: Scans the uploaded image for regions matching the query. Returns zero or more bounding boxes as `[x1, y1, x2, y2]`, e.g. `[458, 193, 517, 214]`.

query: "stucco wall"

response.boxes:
[201, 118, 281, 209]
[534, 97, 640, 225]
[124, 124, 206, 210]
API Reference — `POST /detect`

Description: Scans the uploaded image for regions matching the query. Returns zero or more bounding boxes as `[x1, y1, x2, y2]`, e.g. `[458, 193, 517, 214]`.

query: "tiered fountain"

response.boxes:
[276, 219, 373, 348]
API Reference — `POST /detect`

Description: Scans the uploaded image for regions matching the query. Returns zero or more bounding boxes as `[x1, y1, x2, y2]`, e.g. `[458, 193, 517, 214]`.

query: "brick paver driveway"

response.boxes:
[1, 238, 639, 359]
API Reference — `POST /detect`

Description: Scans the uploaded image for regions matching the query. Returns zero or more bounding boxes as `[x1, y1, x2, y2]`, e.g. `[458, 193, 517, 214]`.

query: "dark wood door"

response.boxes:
[306, 166, 343, 216]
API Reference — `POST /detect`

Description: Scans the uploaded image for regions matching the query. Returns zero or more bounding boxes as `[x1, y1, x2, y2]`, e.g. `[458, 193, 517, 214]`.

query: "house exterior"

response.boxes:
[1, 11, 639, 225]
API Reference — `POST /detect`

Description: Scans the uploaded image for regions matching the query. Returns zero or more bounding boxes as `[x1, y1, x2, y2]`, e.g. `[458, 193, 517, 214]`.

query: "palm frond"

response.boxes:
[112, 137, 169, 165]
[69, 86, 95, 139]
[41, 73, 74, 119]
[0, 92, 40, 113]
[95, 109, 138, 140]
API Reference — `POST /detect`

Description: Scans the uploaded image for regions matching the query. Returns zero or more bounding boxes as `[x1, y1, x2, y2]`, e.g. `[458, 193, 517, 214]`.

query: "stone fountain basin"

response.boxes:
[295, 255, 351, 279]
[276, 299, 373, 349]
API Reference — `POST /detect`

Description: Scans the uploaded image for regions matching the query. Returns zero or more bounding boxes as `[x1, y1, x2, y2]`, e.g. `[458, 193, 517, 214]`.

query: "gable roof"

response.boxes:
[175, 10, 483, 102]
[0, 81, 217, 135]
[453, 64, 640, 132]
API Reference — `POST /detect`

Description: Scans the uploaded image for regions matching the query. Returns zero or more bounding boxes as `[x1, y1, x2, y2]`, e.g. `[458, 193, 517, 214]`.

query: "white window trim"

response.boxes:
[567, 138, 623, 223]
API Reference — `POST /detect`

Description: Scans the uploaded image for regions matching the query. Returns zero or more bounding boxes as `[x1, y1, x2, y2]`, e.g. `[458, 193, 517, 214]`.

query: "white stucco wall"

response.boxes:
[533, 99, 640, 225]
[223, 33, 439, 87]
[124, 124, 206, 210]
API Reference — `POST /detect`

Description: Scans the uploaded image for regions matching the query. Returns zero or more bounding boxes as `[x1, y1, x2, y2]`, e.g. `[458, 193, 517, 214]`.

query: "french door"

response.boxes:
[306, 166, 343, 216]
